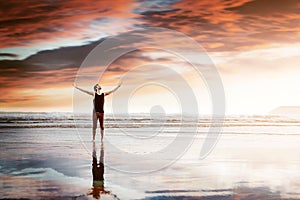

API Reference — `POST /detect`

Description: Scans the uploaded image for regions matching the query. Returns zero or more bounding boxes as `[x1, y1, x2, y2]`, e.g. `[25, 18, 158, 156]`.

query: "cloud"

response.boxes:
[227, 0, 300, 15]
[139, 0, 300, 51]
[0, 0, 138, 48]
[0, 95, 39, 104]
[0, 38, 107, 85]
[0, 53, 19, 58]
[1, 0, 299, 53]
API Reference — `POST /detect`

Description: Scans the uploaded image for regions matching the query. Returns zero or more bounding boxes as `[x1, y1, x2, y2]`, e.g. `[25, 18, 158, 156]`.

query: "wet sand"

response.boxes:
[1, 124, 300, 199]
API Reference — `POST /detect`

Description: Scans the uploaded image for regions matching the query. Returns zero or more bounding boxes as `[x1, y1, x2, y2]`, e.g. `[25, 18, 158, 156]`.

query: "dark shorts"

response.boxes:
[93, 112, 104, 130]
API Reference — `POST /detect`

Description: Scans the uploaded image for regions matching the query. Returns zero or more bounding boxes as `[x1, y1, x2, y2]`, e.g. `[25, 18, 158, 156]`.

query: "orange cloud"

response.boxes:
[139, 0, 300, 51]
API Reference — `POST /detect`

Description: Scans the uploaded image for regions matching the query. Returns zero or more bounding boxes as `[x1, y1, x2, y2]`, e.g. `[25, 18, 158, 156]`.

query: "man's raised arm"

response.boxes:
[104, 82, 122, 96]
[73, 83, 94, 96]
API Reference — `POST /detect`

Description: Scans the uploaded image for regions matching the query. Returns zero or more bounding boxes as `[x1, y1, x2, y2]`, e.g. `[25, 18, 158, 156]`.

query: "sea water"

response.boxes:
[1, 112, 300, 199]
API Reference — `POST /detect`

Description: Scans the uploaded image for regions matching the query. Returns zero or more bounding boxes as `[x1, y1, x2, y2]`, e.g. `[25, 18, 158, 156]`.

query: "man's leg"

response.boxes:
[92, 112, 97, 140]
[98, 113, 104, 141]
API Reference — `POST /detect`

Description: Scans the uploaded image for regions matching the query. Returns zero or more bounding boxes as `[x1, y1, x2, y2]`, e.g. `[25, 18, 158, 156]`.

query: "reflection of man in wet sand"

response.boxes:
[74, 81, 121, 140]
[89, 141, 110, 199]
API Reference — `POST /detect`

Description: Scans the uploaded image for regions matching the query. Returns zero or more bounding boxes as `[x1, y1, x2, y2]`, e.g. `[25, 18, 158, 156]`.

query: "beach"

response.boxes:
[1, 112, 300, 199]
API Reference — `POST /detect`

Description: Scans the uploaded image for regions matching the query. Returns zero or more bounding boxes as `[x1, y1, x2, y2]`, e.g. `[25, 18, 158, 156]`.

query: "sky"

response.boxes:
[0, 0, 300, 114]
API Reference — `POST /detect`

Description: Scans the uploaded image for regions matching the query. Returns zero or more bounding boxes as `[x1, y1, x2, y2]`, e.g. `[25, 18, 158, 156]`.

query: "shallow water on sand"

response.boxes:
[1, 113, 300, 199]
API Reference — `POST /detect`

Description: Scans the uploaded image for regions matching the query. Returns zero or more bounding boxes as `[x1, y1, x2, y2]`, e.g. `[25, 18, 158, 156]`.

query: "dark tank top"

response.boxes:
[94, 93, 104, 113]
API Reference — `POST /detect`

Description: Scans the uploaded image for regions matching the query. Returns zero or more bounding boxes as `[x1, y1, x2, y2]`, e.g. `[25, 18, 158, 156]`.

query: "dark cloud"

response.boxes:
[140, 8, 181, 15]
[0, 0, 137, 48]
[0, 38, 104, 90]
[0, 53, 19, 58]
[134, 0, 181, 14]
[0, 31, 161, 90]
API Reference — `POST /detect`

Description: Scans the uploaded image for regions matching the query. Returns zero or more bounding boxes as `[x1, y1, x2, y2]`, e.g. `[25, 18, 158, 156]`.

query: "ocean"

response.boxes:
[1, 112, 300, 199]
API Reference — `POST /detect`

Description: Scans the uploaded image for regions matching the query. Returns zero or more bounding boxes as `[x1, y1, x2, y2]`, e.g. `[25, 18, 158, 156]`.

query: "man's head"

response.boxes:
[94, 84, 101, 92]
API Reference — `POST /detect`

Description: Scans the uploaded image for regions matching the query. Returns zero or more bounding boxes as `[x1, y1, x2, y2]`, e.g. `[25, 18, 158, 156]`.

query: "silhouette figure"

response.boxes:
[88, 141, 110, 199]
[74, 81, 122, 140]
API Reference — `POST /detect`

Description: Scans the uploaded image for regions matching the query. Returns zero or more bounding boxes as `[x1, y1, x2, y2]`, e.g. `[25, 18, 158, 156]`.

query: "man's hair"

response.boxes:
[94, 84, 100, 91]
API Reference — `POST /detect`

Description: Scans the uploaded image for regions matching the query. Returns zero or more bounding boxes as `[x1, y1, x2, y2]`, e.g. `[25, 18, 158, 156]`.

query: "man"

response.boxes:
[74, 81, 121, 140]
